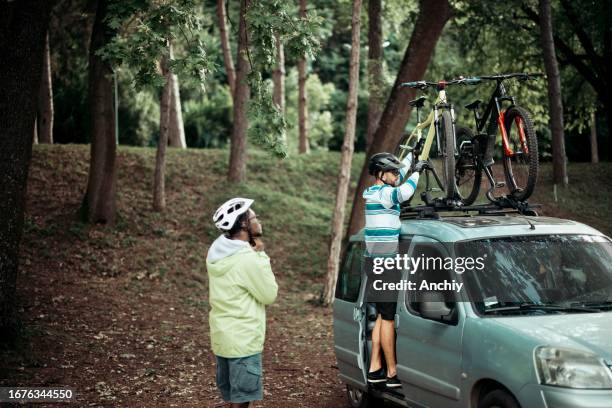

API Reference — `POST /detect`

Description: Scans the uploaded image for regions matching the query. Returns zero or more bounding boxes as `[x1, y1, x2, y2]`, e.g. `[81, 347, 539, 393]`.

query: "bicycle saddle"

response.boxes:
[408, 96, 427, 108]
[465, 99, 482, 110]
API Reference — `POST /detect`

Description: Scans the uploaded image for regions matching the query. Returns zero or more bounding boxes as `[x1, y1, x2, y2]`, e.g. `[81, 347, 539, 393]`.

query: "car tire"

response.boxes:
[478, 389, 520, 408]
[346, 385, 380, 408]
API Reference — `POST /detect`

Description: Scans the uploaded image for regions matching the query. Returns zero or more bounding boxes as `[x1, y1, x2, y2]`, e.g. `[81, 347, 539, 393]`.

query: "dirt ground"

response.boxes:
[1, 146, 609, 407]
[0, 147, 348, 407]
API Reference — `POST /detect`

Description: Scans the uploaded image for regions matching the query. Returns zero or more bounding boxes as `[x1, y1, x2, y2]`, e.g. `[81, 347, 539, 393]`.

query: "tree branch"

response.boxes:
[521, 5, 605, 91]
[559, 0, 604, 69]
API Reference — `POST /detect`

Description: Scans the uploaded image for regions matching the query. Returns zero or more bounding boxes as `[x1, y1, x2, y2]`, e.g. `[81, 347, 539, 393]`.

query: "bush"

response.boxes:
[183, 84, 233, 148]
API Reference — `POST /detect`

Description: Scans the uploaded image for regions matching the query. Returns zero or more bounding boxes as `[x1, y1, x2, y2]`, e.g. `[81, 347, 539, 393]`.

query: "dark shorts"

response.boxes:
[215, 353, 263, 403]
[376, 302, 397, 321]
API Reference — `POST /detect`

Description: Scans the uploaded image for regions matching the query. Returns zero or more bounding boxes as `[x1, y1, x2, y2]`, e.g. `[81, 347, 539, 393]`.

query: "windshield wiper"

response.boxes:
[569, 301, 612, 311]
[484, 302, 600, 314]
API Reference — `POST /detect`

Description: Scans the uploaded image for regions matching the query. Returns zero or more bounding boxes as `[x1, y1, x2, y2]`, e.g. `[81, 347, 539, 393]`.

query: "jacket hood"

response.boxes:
[206, 235, 252, 275]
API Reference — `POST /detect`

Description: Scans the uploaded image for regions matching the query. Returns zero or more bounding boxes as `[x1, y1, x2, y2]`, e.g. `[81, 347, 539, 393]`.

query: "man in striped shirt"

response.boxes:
[364, 152, 427, 388]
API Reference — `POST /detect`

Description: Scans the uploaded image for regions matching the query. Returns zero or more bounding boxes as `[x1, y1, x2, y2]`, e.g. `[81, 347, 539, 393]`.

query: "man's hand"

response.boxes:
[413, 138, 425, 156]
[251, 237, 265, 252]
[413, 160, 429, 173]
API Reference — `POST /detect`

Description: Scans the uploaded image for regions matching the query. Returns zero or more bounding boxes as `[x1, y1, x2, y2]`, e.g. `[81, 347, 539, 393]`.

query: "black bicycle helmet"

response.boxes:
[368, 152, 405, 176]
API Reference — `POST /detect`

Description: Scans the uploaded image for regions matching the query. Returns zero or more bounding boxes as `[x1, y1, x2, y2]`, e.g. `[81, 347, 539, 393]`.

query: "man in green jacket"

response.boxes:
[207, 197, 278, 408]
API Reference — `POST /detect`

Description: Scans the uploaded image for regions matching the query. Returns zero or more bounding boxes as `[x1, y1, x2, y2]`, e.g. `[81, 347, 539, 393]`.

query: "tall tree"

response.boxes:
[37, 31, 54, 144]
[89, 1, 208, 212]
[322, 0, 363, 305]
[228, 0, 251, 182]
[273, 33, 286, 114]
[347, 0, 452, 236]
[539, 0, 567, 185]
[217, 0, 236, 96]
[522, 0, 612, 158]
[366, 0, 383, 150]
[154, 44, 172, 211]
[297, 0, 310, 154]
[0, 0, 55, 340]
[81, 0, 118, 224]
[166, 43, 186, 148]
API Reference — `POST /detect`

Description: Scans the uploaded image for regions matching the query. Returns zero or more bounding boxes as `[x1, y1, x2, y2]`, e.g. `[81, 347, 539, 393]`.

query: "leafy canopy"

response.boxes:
[245, 0, 322, 158]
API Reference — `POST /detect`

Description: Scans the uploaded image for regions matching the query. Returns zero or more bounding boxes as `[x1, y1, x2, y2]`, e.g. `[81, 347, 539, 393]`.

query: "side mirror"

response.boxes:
[419, 291, 457, 324]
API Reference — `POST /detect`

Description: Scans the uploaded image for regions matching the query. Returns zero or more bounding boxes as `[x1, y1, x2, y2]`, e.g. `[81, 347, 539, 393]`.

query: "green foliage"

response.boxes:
[183, 85, 233, 148]
[248, 75, 288, 158]
[285, 69, 336, 151]
[117, 69, 159, 146]
[244, 0, 323, 158]
[99, 0, 211, 89]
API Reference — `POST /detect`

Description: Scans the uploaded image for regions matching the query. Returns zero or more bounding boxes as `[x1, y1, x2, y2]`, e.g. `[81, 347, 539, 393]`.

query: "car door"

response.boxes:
[396, 236, 466, 408]
[333, 240, 367, 389]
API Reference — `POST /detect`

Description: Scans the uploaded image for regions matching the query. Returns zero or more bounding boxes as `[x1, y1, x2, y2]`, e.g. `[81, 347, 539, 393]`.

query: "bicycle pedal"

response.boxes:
[495, 182, 505, 188]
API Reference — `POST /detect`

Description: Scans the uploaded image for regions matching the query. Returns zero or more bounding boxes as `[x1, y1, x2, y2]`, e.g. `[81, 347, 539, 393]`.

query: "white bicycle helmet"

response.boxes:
[213, 197, 254, 231]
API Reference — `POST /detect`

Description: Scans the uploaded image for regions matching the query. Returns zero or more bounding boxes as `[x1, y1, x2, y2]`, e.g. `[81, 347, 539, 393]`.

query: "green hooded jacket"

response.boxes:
[206, 235, 278, 357]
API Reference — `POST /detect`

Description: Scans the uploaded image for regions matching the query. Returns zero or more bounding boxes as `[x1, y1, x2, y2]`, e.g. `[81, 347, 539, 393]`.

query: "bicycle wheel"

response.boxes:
[431, 110, 456, 199]
[455, 126, 482, 205]
[502, 105, 538, 201]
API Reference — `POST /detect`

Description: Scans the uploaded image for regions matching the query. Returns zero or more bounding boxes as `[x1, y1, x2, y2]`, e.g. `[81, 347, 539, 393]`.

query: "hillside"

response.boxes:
[1, 144, 610, 406]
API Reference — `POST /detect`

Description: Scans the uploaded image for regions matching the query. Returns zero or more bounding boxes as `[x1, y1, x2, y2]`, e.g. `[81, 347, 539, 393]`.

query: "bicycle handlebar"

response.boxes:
[479, 72, 543, 81]
[400, 77, 483, 90]
[400, 73, 542, 90]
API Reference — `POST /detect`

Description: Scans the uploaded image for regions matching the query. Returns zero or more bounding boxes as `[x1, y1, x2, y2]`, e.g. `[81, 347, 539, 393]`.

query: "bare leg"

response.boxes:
[380, 319, 396, 377]
[368, 315, 382, 372]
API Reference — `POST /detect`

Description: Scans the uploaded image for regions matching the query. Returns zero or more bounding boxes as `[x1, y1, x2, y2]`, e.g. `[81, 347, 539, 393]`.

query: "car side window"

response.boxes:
[405, 241, 457, 316]
[335, 242, 363, 302]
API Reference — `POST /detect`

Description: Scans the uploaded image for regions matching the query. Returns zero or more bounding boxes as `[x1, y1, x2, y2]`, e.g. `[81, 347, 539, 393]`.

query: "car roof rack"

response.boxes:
[400, 196, 541, 220]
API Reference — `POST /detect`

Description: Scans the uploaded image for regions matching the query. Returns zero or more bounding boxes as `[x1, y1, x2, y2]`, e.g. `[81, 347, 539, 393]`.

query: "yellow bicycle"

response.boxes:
[396, 77, 480, 204]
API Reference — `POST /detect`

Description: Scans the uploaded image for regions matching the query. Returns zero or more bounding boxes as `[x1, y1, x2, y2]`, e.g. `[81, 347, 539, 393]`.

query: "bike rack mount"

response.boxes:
[400, 194, 541, 220]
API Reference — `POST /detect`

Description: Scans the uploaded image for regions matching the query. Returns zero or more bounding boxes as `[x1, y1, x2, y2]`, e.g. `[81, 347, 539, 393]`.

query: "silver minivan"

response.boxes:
[333, 215, 612, 408]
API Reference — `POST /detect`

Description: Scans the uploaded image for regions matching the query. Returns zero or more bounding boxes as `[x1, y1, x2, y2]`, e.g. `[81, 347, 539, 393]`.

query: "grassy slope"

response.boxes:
[2, 144, 610, 406]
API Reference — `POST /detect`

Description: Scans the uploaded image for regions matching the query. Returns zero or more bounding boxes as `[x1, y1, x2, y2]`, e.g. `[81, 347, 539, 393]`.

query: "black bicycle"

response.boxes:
[455, 73, 542, 205]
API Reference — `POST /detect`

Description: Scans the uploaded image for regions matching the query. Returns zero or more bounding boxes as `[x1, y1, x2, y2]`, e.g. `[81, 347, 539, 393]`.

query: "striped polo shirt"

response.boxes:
[363, 165, 419, 257]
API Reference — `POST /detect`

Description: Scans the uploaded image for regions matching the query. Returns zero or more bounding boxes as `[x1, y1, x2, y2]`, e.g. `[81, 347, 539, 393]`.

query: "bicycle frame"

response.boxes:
[401, 89, 453, 161]
[471, 80, 528, 158]
[398, 88, 455, 194]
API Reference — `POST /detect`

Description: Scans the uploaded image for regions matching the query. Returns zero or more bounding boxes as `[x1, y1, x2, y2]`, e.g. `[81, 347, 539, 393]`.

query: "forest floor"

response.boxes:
[1, 144, 610, 407]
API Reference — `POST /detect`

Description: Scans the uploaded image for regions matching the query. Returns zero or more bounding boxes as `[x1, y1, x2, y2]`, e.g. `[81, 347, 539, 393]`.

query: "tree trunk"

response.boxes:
[0, 0, 54, 340]
[81, 0, 118, 225]
[217, 0, 236, 97]
[37, 31, 54, 144]
[590, 111, 599, 163]
[165, 43, 186, 149]
[33, 117, 39, 145]
[366, 0, 383, 150]
[228, 0, 250, 182]
[322, 0, 363, 306]
[539, 0, 567, 185]
[154, 48, 172, 211]
[273, 33, 286, 114]
[346, 0, 452, 237]
[297, 0, 310, 154]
